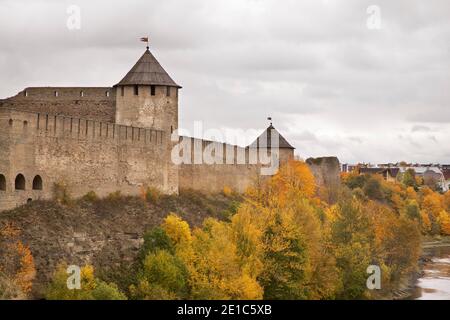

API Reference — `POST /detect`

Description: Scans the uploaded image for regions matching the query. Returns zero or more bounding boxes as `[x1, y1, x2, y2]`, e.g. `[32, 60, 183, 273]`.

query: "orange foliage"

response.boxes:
[406, 187, 417, 200]
[422, 193, 443, 218]
[420, 211, 432, 233]
[223, 186, 233, 197]
[438, 211, 450, 235]
[270, 160, 316, 204]
[14, 242, 36, 295]
[0, 223, 36, 297]
[444, 192, 450, 212]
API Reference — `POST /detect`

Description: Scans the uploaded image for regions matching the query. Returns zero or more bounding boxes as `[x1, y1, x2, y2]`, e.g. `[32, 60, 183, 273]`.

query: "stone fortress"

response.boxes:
[0, 46, 308, 211]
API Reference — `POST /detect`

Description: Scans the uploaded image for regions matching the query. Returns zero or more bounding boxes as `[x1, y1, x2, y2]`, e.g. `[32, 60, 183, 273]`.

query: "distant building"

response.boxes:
[442, 167, 450, 192]
[359, 167, 400, 183]
[399, 167, 448, 192]
[344, 163, 449, 192]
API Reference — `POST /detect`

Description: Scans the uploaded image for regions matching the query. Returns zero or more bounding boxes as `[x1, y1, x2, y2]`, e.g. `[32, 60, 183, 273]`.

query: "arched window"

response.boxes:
[8, 119, 13, 126]
[15, 174, 26, 190]
[32, 175, 43, 190]
[0, 174, 6, 191]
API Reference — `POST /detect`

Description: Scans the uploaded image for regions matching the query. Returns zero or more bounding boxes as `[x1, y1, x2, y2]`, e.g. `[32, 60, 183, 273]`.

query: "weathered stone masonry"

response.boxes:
[0, 47, 308, 212]
[0, 107, 174, 210]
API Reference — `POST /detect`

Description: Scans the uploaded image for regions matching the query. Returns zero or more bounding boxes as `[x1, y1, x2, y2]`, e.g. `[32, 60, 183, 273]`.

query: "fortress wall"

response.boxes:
[178, 137, 272, 193]
[0, 109, 176, 211]
[306, 157, 341, 203]
[0, 87, 116, 122]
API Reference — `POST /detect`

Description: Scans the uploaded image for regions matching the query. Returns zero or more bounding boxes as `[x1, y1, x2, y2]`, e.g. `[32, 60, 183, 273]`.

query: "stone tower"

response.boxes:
[114, 48, 181, 133]
[249, 124, 295, 165]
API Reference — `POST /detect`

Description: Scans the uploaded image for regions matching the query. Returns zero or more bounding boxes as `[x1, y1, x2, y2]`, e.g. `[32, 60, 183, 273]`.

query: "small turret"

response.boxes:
[249, 123, 295, 165]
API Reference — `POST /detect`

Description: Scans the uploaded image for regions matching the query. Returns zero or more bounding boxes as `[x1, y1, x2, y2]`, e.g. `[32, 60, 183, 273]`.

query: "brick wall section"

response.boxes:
[0, 87, 116, 122]
[115, 85, 178, 133]
[178, 137, 294, 193]
[0, 108, 177, 211]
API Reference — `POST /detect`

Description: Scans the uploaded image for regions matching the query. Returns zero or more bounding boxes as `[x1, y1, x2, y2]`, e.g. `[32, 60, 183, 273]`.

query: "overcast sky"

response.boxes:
[0, 0, 449, 164]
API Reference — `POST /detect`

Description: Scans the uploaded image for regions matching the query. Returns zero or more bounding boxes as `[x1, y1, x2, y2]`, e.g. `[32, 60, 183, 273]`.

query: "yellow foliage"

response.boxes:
[80, 265, 96, 291]
[184, 218, 263, 300]
[270, 160, 316, 205]
[162, 213, 192, 246]
[437, 211, 450, 235]
[223, 186, 233, 197]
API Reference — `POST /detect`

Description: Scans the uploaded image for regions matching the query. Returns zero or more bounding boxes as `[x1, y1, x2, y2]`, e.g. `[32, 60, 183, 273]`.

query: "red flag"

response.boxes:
[140, 37, 149, 42]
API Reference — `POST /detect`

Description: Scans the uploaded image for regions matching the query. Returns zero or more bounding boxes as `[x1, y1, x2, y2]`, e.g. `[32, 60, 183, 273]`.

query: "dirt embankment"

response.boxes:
[0, 190, 240, 297]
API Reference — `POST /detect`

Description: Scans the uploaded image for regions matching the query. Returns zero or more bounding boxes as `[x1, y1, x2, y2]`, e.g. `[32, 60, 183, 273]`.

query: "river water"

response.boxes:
[410, 245, 450, 300]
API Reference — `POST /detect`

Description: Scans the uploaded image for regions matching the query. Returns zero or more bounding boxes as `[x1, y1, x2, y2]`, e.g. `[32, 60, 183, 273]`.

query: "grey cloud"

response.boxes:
[0, 0, 449, 163]
[411, 125, 431, 132]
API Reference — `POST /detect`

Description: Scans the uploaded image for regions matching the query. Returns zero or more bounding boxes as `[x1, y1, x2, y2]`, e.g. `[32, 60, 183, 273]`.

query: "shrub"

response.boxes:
[140, 227, 175, 261]
[82, 191, 98, 202]
[145, 187, 161, 204]
[223, 186, 233, 197]
[106, 191, 122, 202]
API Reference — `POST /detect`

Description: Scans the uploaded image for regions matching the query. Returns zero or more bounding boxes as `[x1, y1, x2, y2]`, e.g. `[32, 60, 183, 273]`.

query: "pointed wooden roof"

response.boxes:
[249, 124, 295, 149]
[115, 49, 181, 88]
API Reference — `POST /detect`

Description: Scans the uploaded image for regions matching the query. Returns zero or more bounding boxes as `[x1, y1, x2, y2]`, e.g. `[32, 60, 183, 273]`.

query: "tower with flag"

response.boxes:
[114, 40, 181, 134]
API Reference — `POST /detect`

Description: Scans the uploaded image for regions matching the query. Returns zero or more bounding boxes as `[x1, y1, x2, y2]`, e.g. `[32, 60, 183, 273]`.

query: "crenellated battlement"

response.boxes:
[0, 108, 166, 147]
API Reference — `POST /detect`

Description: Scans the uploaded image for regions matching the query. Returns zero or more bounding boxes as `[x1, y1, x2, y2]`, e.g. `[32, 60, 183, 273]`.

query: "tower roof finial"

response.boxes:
[140, 36, 149, 50]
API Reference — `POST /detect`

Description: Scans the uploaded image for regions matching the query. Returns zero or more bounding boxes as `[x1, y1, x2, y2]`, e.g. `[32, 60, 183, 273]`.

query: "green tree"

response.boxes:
[402, 169, 417, 189]
[331, 198, 374, 299]
[131, 249, 189, 300]
[363, 176, 385, 201]
[258, 210, 309, 300]
[46, 264, 126, 300]
[405, 200, 421, 221]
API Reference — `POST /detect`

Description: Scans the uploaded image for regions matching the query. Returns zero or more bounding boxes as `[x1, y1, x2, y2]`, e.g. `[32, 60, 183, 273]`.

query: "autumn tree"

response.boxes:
[185, 218, 263, 300]
[405, 200, 421, 222]
[130, 250, 189, 300]
[401, 169, 417, 189]
[46, 264, 126, 300]
[0, 223, 36, 299]
[240, 161, 340, 299]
